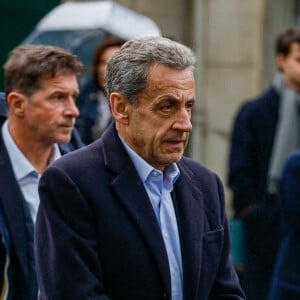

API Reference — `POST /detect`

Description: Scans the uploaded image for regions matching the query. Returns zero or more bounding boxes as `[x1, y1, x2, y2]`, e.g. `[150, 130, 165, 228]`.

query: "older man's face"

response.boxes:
[124, 63, 195, 171]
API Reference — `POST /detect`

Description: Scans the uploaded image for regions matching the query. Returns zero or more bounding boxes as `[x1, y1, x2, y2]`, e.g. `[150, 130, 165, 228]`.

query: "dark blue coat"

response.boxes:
[227, 86, 281, 299]
[228, 86, 279, 215]
[268, 150, 300, 299]
[36, 123, 245, 300]
[0, 92, 84, 299]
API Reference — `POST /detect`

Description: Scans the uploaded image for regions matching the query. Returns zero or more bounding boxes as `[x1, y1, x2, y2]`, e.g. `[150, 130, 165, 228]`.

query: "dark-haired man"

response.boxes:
[228, 26, 300, 299]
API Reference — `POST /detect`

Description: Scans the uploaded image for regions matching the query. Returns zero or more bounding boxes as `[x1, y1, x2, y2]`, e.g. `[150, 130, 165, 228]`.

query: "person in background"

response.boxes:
[0, 44, 83, 300]
[227, 26, 300, 300]
[35, 36, 245, 300]
[268, 150, 300, 300]
[76, 36, 126, 144]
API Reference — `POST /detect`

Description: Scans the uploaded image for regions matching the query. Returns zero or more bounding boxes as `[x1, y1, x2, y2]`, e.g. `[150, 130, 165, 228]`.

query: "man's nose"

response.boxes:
[64, 97, 80, 118]
[173, 108, 193, 132]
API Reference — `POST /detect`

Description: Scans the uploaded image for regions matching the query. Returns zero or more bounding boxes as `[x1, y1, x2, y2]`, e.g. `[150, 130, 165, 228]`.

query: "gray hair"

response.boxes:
[105, 36, 196, 104]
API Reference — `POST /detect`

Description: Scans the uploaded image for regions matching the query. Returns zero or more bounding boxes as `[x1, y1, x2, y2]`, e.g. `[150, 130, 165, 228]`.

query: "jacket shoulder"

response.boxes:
[178, 156, 222, 190]
[237, 86, 279, 116]
[179, 156, 215, 176]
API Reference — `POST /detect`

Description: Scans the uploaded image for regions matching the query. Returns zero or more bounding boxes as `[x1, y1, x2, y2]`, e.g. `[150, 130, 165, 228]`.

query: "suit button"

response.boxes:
[162, 292, 167, 299]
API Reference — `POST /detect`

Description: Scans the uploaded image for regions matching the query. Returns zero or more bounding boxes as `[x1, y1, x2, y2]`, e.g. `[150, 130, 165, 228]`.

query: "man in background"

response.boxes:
[0, 44, 83, 299]
[228, 26, 300, 300]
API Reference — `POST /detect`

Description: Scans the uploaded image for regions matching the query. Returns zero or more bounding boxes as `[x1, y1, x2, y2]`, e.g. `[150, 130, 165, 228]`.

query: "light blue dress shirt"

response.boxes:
[119, 136, 183, 300]
[2, 121, 61, 223]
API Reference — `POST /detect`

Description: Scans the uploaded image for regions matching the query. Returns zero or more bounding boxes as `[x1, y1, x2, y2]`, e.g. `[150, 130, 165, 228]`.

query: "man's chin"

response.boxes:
[56, 134, 72, 145]
[160, 153, 183, 165]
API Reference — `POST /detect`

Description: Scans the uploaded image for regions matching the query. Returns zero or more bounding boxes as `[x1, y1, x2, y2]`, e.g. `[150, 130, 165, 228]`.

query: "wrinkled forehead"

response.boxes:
[141, 64, 195, 100]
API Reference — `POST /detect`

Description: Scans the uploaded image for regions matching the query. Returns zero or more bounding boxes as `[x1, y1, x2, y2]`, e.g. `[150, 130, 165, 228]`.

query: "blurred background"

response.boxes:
[1, 0, 300, 214]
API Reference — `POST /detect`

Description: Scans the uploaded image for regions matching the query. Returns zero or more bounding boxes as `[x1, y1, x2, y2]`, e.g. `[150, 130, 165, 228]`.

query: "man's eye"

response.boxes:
[185, 101, 194, 111]
[53, 95, 63, 101]
[161, 104, 172, 111]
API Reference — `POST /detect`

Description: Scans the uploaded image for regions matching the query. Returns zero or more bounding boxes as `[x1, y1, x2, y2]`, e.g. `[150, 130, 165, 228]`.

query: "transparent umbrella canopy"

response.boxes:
[22, 0, 161, 88]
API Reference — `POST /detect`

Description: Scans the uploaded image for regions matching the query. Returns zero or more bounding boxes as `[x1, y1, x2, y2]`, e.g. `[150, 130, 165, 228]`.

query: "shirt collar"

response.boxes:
[2, 120, 61, 180]
[118, 134, 180, 187]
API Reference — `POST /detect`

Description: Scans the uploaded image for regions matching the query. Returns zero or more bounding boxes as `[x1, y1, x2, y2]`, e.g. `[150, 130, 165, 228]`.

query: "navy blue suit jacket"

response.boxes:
[228, 86, 279, 215]
[36, 123, 245, 300]
[269, 150, 300, 299]
[0, 92, 84, 299]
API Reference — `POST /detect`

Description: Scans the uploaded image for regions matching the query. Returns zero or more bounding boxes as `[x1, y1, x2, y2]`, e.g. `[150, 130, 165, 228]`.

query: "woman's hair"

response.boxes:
[90, 36, 126, 80]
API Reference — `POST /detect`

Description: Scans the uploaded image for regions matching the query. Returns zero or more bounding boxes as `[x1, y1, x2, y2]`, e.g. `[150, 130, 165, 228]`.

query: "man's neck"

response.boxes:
[8, 124, 55, 174]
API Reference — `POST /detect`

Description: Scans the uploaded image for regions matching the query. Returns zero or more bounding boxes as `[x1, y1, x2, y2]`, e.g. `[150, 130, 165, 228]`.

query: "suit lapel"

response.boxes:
[101, 125, 171, 295]
[174, 165, 203, 299]
[111, 161, 203, 300]
[111, 162, 172, 295]
[0, 136, 29, 279]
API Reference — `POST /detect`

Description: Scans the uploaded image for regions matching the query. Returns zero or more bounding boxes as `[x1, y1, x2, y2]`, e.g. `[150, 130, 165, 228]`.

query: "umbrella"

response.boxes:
[22, 1, 161, 86]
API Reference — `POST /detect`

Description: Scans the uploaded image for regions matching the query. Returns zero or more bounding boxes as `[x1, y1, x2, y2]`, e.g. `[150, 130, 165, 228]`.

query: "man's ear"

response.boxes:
[6, 92, 26, 117]
[276, 54, 286, 72]
[110, 92, 130, 125]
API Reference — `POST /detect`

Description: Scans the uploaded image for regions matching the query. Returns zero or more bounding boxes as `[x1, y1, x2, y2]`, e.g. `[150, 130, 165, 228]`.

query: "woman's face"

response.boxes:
[97, 46, 121, 88]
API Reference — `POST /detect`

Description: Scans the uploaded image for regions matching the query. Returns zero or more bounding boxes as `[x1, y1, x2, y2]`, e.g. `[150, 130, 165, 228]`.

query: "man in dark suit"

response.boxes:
[227, 26, 300, 299]
[36, 36, 245, 300]
[0, 45, 83, 300]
